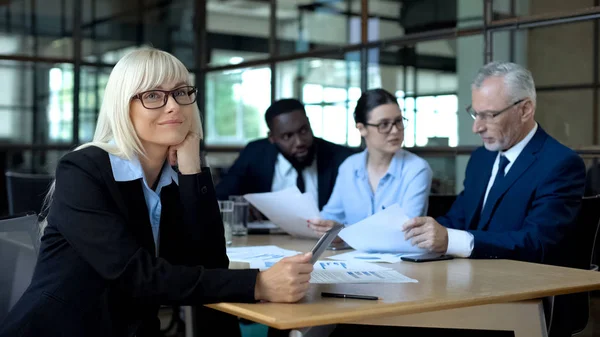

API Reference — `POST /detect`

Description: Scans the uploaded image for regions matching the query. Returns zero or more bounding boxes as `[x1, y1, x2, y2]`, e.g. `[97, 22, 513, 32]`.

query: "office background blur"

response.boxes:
[1, 0, 600, 215]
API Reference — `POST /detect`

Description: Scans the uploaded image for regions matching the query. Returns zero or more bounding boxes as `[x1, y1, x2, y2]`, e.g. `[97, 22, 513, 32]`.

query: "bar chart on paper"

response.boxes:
[313, 260, 391, 271]
[226, 245, 301, 269]
[309, 260, 417, 284]
[310, 270, 418, 284]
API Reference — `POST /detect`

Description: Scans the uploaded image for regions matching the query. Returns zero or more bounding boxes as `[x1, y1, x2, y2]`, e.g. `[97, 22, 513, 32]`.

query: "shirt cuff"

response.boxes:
[446, 228, 474, 258]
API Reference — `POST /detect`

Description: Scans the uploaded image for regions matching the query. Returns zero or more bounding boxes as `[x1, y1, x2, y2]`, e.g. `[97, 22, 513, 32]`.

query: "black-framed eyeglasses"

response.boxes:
[466, 99, 525, 121]
[132, 86, 198, 109]
[364, 117, 409, 134]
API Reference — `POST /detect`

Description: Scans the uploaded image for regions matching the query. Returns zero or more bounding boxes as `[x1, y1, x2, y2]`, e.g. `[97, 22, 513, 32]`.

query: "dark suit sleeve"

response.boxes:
[178, 171, 245, 337]
[215, 145, 254, 200]
[50, 153, 258, 305]
[468, 153, 586, 262]
[436, 191, 467, 229]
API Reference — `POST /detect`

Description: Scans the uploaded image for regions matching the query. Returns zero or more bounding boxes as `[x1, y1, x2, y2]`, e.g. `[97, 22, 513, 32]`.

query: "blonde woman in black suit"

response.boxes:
[0, 48, 313, 337]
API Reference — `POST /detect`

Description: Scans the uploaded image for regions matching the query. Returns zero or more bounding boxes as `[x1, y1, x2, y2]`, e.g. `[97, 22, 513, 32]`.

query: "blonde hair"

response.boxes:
[40, 48, 203, 234]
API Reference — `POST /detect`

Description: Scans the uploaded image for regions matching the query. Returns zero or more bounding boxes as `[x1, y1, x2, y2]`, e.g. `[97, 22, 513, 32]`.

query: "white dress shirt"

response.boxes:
[271, 153, 319, 204]
[446, 123, 538, 257]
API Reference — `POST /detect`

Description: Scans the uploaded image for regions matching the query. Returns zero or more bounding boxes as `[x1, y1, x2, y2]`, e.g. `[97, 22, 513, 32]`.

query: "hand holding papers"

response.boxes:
[338, 204, 428, 254]
[227, 220, 343, 268]
[243, 187, 321, 238]
[227, 245, 418, 284]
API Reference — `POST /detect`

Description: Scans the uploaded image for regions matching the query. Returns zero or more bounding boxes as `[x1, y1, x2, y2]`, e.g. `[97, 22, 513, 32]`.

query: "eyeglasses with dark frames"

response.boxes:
[466, 99, 525, 122]
[132, 86, 198, 109]
[364, 117, 409, 134]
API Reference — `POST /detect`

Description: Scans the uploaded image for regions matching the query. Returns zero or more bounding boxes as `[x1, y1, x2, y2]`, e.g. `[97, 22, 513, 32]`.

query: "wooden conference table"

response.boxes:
[206, 234, 600, 337]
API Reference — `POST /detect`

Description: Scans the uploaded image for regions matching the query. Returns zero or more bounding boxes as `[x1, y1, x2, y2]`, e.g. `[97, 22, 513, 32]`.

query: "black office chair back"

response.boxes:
[5, 171, 54, 216]
[572, 195, 600, 270]
[547, 195, 600, 336]
[427, 194, 457, 219]
[571, 195, 600, 334]
[0, 212, 40, 322]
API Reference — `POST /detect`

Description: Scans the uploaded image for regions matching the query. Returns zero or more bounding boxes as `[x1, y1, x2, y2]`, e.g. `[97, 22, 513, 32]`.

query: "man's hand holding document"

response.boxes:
[338, 204, 428, 254]
[243, 187, 321, 238]
[243, 188, 427, 253]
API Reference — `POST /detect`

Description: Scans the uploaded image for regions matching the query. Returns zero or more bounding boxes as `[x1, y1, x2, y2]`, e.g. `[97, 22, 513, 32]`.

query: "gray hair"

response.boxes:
[472, 61, 536, 106]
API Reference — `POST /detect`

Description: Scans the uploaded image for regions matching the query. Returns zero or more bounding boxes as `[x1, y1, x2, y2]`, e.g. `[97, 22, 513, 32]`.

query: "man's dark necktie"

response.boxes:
[479, 155, 510, 222]
[295, 167, 305, 193]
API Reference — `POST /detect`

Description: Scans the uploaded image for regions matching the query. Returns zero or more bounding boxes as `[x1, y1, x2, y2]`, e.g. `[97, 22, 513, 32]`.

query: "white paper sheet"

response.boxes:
[310, 270, 418, 284]
[243, 187, 321, 238]
[247, 221, 279, 230]
[226, 245, 301, 269]
[313, 260, 391, 271]
[338, 204, 428, 254]
[326, 250, 410, 263]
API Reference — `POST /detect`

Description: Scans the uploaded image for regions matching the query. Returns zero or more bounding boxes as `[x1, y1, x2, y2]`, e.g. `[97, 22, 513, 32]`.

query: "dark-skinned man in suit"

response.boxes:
[216, 98, 355, 218]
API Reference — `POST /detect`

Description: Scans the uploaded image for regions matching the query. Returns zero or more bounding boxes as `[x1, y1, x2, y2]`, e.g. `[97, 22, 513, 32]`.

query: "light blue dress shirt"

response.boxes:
[108, 154, 179, 251]
[320, 149, 432, 225]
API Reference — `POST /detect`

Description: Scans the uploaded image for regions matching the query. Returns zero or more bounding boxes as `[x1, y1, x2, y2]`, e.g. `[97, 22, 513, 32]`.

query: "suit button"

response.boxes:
[201, 186, 208, 194]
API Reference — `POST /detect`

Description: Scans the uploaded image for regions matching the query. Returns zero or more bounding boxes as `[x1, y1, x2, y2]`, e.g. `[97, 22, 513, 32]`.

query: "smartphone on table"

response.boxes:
[400, 253, 454, 263]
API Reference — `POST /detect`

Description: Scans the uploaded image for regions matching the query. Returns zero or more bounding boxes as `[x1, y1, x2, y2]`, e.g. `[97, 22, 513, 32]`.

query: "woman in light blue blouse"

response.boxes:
[308, 88, 432, 237]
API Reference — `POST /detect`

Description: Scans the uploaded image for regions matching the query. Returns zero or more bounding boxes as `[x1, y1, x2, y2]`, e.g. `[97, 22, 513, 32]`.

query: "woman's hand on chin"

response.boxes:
[168, 132, 202, 174]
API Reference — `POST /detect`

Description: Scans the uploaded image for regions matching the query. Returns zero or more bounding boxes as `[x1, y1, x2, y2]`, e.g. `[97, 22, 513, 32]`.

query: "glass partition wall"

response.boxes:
[2, 0, 600, 214]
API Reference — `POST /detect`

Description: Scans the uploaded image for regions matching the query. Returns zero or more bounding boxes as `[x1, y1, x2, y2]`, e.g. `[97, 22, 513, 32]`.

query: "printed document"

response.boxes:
[310, 270, 418, 284]
[226, 245, 301, 269]
[326, 250, 409, 263]
[338, 204, 428, 254]
[313, 260, 391, 271]
[244, 187, 321, 238]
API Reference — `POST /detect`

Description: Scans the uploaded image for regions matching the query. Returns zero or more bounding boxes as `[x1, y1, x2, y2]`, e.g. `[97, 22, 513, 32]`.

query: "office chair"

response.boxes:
[427, 194, 457, 219]
[5, 171, 54, 216]
[0, 212, 40, 322]
[546, 195, 600, 336]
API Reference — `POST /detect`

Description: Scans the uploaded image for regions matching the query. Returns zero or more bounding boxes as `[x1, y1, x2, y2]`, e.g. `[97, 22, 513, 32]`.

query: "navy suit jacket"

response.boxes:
[0, 146, 258, 337]
[215, 137, 356, 210]
[437, 126, 586, 264]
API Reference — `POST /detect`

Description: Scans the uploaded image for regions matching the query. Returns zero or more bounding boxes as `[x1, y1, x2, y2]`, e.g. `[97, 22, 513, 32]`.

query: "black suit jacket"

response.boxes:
[0, 146, 259, 337]
[215, 137, 356, 209]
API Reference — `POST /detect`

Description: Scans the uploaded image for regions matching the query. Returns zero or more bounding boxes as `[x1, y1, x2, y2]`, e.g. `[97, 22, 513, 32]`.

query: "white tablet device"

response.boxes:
[310, 223, 345, 264]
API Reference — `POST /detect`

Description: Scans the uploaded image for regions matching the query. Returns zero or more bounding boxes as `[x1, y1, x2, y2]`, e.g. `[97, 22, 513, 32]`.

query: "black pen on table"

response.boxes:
[321, 292, 379, 301]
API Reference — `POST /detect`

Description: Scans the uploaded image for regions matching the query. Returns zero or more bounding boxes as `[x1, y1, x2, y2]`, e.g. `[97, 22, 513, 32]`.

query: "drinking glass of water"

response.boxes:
[218, 200, 234, 245]
[229, 195, 249, 236]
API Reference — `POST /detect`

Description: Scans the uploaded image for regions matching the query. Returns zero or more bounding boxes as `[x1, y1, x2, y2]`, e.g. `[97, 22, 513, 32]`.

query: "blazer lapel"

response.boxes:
[477, 127, 547, 229]
[466, 151, 495, 228]
[261, 143, 278, 193]
[96, 150, 157, 256]
[157, 182, 180, 260]
[116, 180, 157, 255]
[315, 141, 332, 210]
[98, 155, 130, 217]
